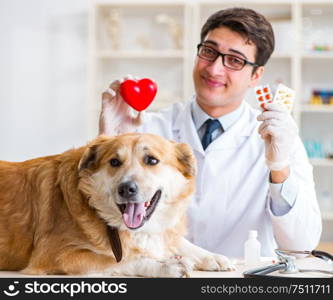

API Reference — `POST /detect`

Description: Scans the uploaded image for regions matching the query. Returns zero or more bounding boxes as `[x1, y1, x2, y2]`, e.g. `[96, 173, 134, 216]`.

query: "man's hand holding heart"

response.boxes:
[100, 75, 157, 136]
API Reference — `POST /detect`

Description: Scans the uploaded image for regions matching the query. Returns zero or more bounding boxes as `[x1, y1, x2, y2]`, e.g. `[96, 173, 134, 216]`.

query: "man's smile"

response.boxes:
[201, 74, 226, 88]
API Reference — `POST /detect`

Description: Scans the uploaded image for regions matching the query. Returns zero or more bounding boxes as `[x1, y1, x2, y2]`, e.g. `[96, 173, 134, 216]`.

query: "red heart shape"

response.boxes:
[120, 78, 158, 111]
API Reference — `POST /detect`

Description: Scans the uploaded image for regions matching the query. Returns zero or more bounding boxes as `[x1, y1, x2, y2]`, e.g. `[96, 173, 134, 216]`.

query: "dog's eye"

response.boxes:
[144, 155, 159, 166]
[110, 158, 122, 167]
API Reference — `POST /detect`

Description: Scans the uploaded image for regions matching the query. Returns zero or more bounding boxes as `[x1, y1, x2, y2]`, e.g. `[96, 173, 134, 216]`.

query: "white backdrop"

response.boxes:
[0, 0, 90, 161]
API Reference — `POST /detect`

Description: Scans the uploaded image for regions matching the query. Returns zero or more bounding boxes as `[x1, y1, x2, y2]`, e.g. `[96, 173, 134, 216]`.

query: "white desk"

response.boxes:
[0, 257, 331, 278]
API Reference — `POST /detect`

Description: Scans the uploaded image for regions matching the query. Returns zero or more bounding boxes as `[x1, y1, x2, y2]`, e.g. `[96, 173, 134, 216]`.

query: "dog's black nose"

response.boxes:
[118, 181, 138, 199]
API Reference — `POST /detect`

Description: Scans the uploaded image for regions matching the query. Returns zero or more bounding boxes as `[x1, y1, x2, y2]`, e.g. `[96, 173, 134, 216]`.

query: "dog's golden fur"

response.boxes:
[0, 133, 231, 277]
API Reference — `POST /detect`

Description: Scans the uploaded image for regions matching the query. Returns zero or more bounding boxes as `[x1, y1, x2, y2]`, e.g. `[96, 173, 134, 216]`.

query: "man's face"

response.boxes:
[193, 26, 264, 115]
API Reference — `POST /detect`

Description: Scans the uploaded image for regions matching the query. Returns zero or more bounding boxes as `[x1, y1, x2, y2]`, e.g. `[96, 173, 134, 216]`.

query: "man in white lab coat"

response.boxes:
[99, 8, 322, 257]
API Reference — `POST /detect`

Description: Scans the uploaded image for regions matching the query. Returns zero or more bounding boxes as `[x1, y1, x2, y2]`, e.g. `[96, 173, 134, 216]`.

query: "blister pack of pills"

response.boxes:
[254, 85, 273, 110]
[254, 83, 295, 112]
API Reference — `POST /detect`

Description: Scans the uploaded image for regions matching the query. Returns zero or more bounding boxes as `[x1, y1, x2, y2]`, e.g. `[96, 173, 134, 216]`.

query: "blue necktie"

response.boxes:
[201, 119, 222, 150]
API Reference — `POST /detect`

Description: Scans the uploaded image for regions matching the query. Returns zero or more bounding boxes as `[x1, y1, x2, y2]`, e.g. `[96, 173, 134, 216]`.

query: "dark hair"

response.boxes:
[200, 7, 275, 70]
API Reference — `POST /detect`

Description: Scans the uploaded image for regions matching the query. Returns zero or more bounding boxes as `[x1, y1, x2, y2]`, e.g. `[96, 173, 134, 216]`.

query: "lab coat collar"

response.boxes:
[174, 99, 254, 154]
[174, 101, 205, 155]
[192, 100, 245, 132]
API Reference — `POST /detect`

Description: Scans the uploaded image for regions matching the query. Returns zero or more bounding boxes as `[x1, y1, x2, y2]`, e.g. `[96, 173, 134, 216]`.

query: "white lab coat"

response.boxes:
[139, 100, 322, 257]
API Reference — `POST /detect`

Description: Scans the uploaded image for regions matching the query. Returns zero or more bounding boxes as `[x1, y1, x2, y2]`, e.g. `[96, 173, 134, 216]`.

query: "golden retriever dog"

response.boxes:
[0, 133, 232, 277]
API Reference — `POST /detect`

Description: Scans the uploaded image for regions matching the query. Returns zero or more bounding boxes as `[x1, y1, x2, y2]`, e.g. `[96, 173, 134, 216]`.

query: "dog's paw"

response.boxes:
[21, 267, 48, 275]
[197, 254, 235, 272]
[159, 258, 191, 278]
[213, 254, 235, 271]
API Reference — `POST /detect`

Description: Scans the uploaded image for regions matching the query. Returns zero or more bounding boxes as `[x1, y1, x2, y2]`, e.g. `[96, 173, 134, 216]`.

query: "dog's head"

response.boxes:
[78, 133, 196, 232]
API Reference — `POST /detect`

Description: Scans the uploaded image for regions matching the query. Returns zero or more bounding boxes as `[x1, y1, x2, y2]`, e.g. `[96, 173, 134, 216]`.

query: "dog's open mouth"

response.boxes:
[117, 190, 162, 229]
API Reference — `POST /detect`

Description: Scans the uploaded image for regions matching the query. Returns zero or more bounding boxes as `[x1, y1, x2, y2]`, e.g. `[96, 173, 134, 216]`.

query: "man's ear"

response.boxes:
[249, 66, 264, 87]
[174, 142, 197, 179]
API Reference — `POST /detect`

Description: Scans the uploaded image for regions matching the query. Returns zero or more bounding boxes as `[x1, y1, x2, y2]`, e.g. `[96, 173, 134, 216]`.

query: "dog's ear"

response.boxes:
[78, 135, 110, 172]
[78, 145, 99, 172]
[174, 142, 197, 178]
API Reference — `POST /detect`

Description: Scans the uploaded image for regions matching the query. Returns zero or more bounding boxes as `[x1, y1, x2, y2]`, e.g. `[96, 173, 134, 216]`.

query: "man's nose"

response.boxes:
[118, 181, 138, 199]
[206, 55, 227, 75]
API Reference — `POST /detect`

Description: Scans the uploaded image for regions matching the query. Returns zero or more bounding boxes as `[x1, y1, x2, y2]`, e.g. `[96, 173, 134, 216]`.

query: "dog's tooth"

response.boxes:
[144, 201, 150, 207]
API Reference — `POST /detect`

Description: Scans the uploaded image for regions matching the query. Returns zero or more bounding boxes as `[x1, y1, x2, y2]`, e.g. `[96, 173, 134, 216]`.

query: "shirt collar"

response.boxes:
[191, 99, 245, 131]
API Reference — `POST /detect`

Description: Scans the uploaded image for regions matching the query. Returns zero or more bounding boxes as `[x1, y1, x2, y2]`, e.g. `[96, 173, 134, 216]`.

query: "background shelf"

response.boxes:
[96, 50, 185, 59]
[301, 105, 333, 113]
[310, 158, 333, 167]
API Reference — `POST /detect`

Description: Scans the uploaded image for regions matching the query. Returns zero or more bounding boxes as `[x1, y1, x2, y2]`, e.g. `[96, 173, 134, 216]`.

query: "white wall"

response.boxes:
[0, 0, 90, 161]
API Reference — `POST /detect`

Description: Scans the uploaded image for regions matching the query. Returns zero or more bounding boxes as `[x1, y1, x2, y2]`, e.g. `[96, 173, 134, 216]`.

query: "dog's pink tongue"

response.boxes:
[123, 202, 146, 228]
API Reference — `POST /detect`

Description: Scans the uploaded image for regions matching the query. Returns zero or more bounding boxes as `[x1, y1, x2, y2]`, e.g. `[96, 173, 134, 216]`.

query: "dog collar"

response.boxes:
[107, 226, 122, 263]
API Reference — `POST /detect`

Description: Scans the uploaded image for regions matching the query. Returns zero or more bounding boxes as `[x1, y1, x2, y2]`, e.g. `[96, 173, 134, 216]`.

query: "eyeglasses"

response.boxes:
[197, 43, 259, 71]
